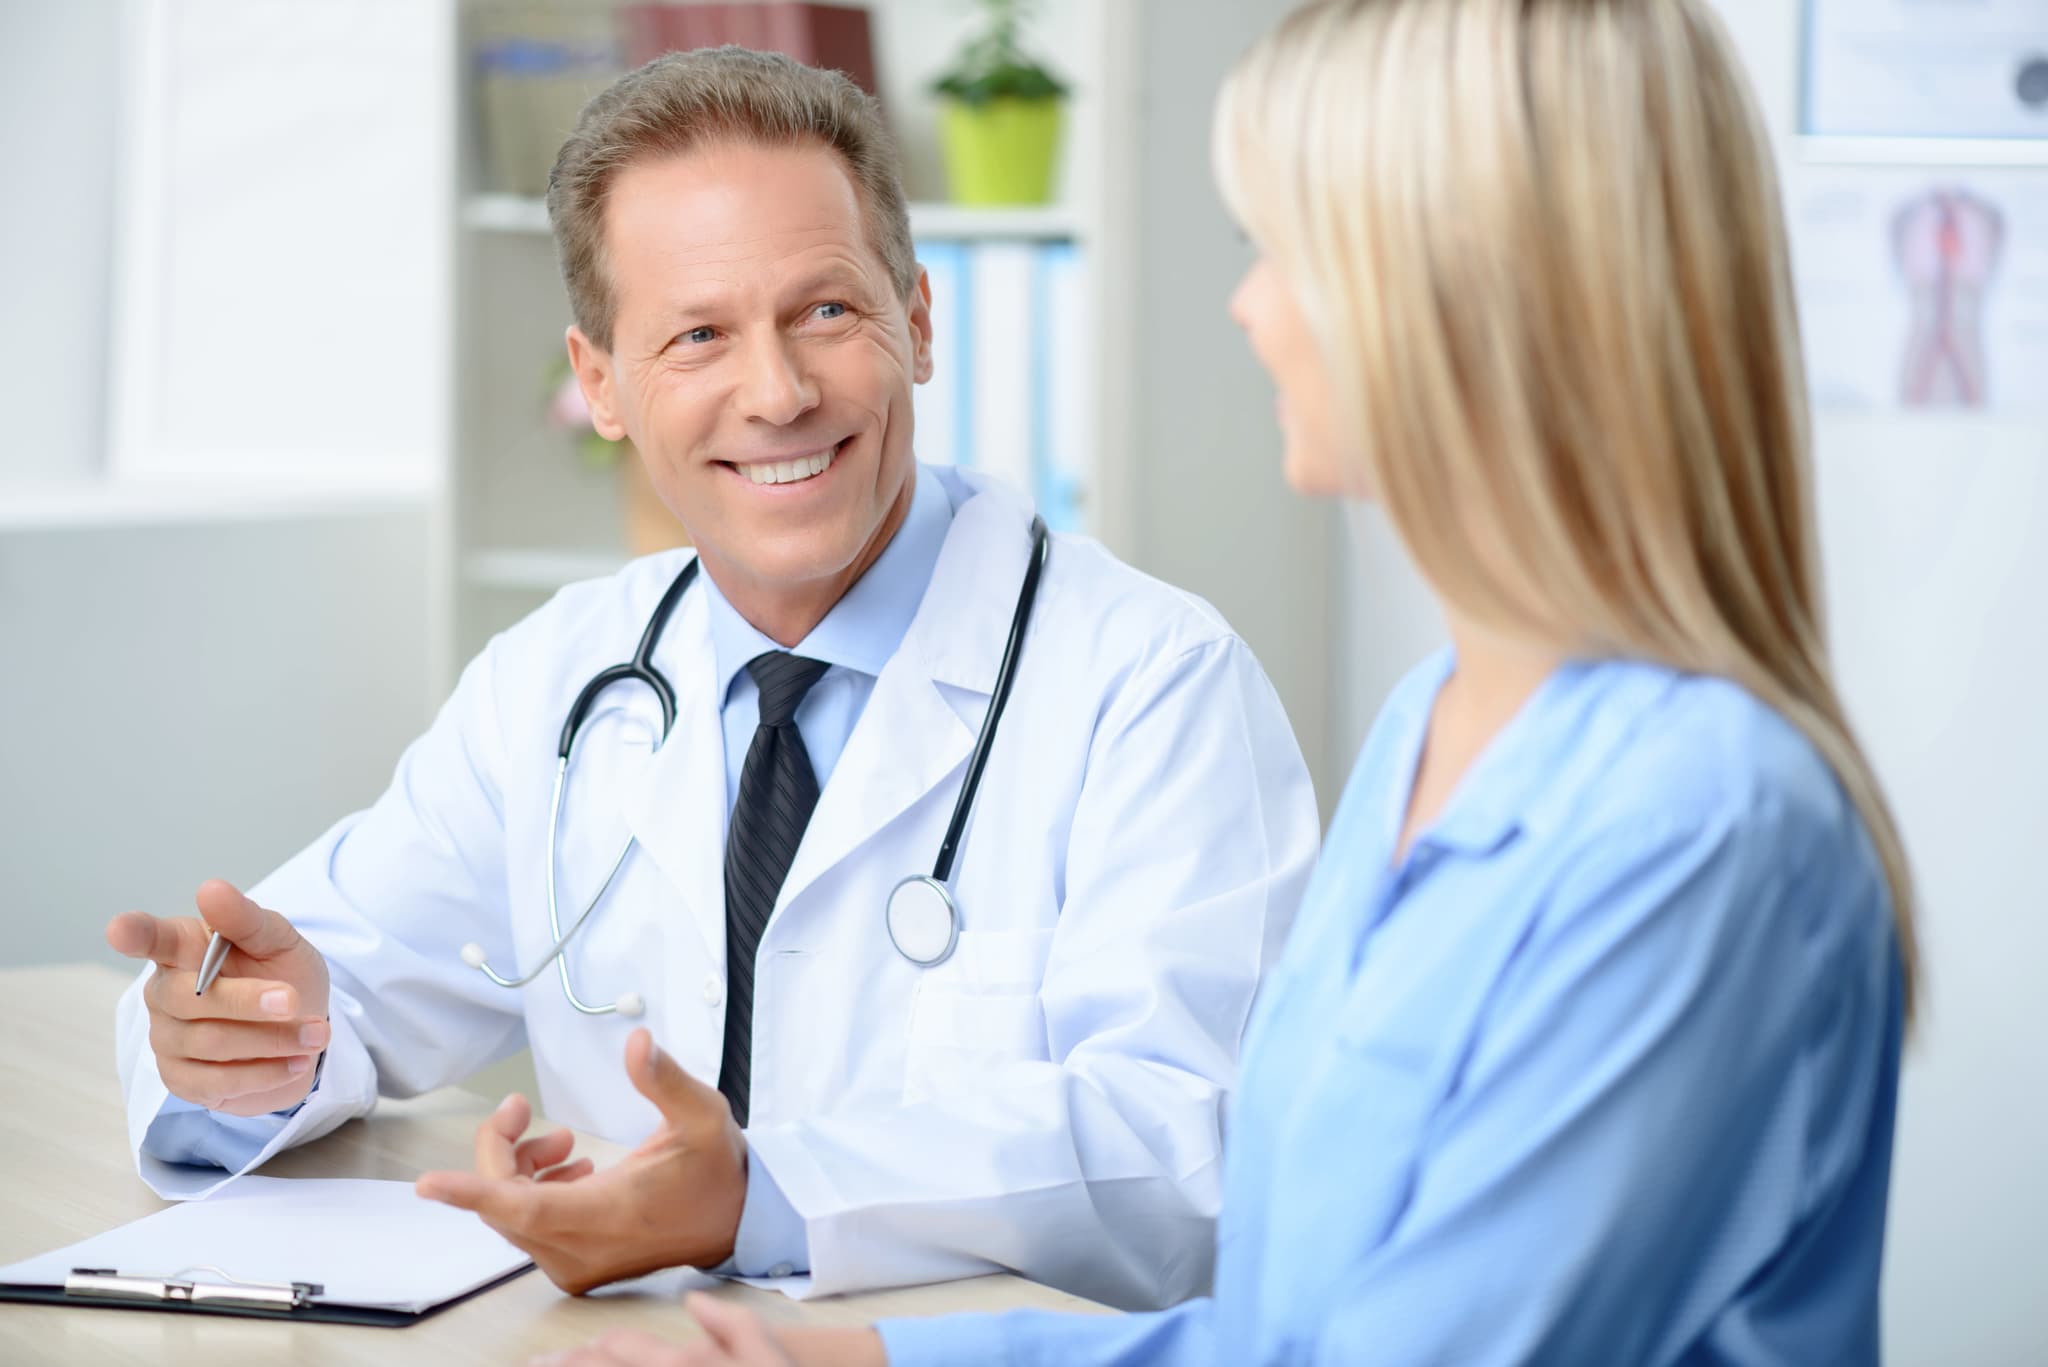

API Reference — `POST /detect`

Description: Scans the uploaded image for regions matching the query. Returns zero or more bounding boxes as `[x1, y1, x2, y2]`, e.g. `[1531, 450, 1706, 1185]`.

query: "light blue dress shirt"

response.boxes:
[880, 651, 1904, 1366]
[142, 466, 955, 1284]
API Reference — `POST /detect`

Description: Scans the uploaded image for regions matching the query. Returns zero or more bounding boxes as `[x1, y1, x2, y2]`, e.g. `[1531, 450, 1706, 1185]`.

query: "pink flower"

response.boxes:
[548, 370, 595, 430]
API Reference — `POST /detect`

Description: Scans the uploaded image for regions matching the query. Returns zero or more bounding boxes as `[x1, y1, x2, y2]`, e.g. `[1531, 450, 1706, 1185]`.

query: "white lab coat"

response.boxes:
[116, 468, 1319, 1308]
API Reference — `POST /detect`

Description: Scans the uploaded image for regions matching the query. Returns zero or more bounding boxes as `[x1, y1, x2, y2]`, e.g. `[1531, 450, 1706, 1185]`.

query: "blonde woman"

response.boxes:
[538, 1, 1912, 1363]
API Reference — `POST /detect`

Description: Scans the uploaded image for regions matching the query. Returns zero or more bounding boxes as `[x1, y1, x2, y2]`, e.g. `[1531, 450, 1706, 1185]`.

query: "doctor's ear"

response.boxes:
[564, 325, 629, 442]
[907, 267, 934, 385]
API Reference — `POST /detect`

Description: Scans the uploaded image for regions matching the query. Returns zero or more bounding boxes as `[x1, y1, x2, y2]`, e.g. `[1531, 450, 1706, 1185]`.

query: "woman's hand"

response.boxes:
[529, 1292, 887, 1367]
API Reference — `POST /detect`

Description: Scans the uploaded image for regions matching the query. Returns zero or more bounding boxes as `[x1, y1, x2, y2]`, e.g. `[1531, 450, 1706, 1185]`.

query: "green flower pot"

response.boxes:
[938, 96, 1065, 206]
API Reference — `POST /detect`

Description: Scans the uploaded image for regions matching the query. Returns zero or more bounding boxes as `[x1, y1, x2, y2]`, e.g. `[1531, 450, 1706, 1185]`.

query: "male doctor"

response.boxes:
[105, 48, 1317, 1309]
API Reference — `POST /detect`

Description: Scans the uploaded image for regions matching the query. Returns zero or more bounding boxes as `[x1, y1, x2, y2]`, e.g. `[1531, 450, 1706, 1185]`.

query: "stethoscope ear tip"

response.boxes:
[616, 992, 645, 1018]
[460, 942, 488, 969]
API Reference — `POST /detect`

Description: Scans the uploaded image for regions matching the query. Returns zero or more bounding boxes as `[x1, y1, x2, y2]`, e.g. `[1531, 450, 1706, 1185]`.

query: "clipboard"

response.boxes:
[0, 1261, 531, 1328]
[0, 1177, 535, 1329]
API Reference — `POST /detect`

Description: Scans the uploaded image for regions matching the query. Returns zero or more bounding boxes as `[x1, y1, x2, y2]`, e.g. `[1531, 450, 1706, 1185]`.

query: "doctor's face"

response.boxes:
[568, 140, 932, 617]
[1229, 255, 1353, 498]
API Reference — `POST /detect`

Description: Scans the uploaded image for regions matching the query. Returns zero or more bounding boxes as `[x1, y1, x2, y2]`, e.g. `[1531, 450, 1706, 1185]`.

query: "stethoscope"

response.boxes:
[462, 517, 1051, 1017]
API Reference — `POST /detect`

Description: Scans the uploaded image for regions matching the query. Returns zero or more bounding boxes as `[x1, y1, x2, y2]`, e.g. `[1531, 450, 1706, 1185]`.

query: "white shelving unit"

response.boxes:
[465, 191, 1085, 242]
[463, 545, 628, 592]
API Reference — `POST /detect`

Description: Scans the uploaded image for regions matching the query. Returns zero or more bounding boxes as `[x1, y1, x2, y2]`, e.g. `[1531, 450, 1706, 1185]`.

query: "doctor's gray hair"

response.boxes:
[547, 46, 918, 352]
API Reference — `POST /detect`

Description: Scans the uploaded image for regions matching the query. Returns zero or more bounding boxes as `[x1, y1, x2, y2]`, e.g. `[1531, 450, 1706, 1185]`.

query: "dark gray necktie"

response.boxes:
[717, 650, 831, 1126]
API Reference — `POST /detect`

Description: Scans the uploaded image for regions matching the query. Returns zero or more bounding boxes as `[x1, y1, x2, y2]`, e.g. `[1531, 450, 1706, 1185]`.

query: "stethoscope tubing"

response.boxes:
[467, 518, 1048, 1006]
[930, 517, 1051, 884]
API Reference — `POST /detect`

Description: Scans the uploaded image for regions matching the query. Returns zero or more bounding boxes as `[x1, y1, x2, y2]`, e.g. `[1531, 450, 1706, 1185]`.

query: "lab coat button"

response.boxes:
[702, 976, 724, 1008]
[769, 1262, 794, 1279]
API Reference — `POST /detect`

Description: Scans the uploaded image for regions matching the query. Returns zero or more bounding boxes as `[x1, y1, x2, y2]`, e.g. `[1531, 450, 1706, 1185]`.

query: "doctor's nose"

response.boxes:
[734, 335, 821, 428]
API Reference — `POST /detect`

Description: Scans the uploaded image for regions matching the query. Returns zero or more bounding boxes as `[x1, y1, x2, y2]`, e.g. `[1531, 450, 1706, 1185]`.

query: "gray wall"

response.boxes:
[1124, 0, 1339, 817]
[0, 511, 436, 968]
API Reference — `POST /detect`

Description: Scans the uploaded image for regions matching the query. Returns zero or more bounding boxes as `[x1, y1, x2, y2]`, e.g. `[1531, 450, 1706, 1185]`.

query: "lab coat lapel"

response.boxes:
[775, 483, 1036, 918]
[617, 584, 728, 971]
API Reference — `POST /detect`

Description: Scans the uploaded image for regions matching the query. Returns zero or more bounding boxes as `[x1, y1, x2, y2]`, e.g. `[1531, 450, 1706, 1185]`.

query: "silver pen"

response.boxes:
[194, 931, 232, 996]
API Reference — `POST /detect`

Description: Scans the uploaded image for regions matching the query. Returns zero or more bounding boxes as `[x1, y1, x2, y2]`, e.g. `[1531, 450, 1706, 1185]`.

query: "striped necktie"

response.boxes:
[716, 650, 831, 1126]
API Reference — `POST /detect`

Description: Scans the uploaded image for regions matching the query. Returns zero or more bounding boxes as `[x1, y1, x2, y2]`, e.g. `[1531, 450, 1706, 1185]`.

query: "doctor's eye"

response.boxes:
[676, 325, 719, 347]
[811, 301, 850, 321]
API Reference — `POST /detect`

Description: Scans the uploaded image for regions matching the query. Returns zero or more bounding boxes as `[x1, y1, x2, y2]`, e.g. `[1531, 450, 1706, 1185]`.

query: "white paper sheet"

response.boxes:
[0, 1178, 530, 1313]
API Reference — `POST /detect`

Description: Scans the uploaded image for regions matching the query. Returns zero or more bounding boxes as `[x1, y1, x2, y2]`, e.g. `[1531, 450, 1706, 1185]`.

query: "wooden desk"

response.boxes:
[0, 964, 1108, 1365]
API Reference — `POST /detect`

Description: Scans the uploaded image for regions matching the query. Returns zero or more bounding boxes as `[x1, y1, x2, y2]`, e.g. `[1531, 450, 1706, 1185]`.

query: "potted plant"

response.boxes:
[545, 363, 690, 557]
[931, 0, 1069, 205]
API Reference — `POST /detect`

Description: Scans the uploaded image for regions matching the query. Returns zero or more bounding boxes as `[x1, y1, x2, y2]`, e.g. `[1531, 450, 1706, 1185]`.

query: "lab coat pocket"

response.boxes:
[935, 927, 1057, 994]
[902, 989, 1051, 1104]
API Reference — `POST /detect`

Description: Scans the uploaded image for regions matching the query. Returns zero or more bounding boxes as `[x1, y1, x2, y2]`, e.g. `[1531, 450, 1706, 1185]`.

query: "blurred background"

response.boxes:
[1, 0, 2043, 1360]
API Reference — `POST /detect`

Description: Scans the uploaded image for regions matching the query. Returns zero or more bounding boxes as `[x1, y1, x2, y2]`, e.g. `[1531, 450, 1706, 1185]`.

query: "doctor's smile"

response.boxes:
[718, 441, 845, 489]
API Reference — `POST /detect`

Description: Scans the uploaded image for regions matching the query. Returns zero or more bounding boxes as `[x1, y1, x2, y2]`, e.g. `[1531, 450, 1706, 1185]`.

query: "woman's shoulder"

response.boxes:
[1577, 665, 1851, 837]
[1534, 661, 1889, 941]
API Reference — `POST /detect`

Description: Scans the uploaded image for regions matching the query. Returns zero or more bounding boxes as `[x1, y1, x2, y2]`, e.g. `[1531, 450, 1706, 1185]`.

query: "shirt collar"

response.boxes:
[702, 464, 951, 708]
[1405, 653, 1677, 859]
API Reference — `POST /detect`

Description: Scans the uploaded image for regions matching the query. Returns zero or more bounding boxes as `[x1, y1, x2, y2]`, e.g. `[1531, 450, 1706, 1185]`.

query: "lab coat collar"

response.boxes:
[773, 469, 1044, 917]
[905, 466, 1043, 698]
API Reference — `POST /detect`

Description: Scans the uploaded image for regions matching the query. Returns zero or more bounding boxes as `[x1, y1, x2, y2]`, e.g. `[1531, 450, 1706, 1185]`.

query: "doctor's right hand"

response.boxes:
[105, 879, 332, 1117]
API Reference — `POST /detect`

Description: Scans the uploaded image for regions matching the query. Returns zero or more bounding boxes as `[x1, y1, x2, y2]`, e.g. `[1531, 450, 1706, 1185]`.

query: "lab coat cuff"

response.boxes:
[734, 1124, 844, 1276]
[128, 987, 381, 1200]
[727, 1135, 810, 1278]
[875, 1313, 1014, 1367]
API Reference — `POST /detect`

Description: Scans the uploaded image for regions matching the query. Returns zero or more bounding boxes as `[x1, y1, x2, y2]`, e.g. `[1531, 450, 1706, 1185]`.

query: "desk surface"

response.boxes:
[0, 964, 1106, 1365]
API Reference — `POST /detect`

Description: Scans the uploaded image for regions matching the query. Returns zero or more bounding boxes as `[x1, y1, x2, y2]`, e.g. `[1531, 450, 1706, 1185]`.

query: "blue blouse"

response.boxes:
[880, 652, 1903, 1365]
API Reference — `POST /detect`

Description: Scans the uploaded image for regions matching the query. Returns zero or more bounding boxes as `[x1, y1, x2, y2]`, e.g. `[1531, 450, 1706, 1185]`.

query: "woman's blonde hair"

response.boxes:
[1216, 0, 1918, 1010]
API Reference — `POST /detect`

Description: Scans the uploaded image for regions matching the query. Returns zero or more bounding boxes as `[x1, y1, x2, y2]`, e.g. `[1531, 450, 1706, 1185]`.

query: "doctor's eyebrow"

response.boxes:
[782, 263, 884, 306]
[650, 264, 876, 328]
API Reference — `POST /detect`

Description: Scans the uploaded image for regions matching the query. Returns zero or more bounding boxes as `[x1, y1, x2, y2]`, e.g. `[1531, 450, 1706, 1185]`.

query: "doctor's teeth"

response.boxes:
[742, 448, 835, 485]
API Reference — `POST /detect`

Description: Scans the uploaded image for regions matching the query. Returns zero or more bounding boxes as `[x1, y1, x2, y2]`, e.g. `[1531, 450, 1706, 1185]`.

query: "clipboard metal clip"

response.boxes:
[66, 1265, 324, 1311]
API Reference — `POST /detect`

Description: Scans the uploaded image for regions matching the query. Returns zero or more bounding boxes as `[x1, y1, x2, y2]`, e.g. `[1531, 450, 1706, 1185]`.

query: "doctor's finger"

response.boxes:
[536, 1157, 596, 1184]
[151, 1014, 329, 1063]
[623, 1029, 725, 1125]
[161, 1054, 316, 1107]
[194, 879, 308, 960]
[106, 911, 208, 969]
[513, 1127, 576, 1177]
[416, 1169, 544, 1228]
[473, 1095, 533, 1179]
[153, 974, 304, 1023]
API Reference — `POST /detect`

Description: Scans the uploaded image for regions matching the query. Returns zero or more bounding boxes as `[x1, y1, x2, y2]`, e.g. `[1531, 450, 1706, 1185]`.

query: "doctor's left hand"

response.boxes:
[415, 1028, 748, 1294]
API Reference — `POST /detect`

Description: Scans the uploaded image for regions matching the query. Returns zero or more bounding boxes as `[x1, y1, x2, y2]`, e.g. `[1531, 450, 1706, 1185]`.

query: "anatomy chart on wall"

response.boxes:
[1791, 170, 2048, 413]
[1802, 0, 2048, 140]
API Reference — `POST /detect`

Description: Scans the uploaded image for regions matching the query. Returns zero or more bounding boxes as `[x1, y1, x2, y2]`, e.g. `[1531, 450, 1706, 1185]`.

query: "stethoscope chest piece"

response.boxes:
[887, 875, 961, 968]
